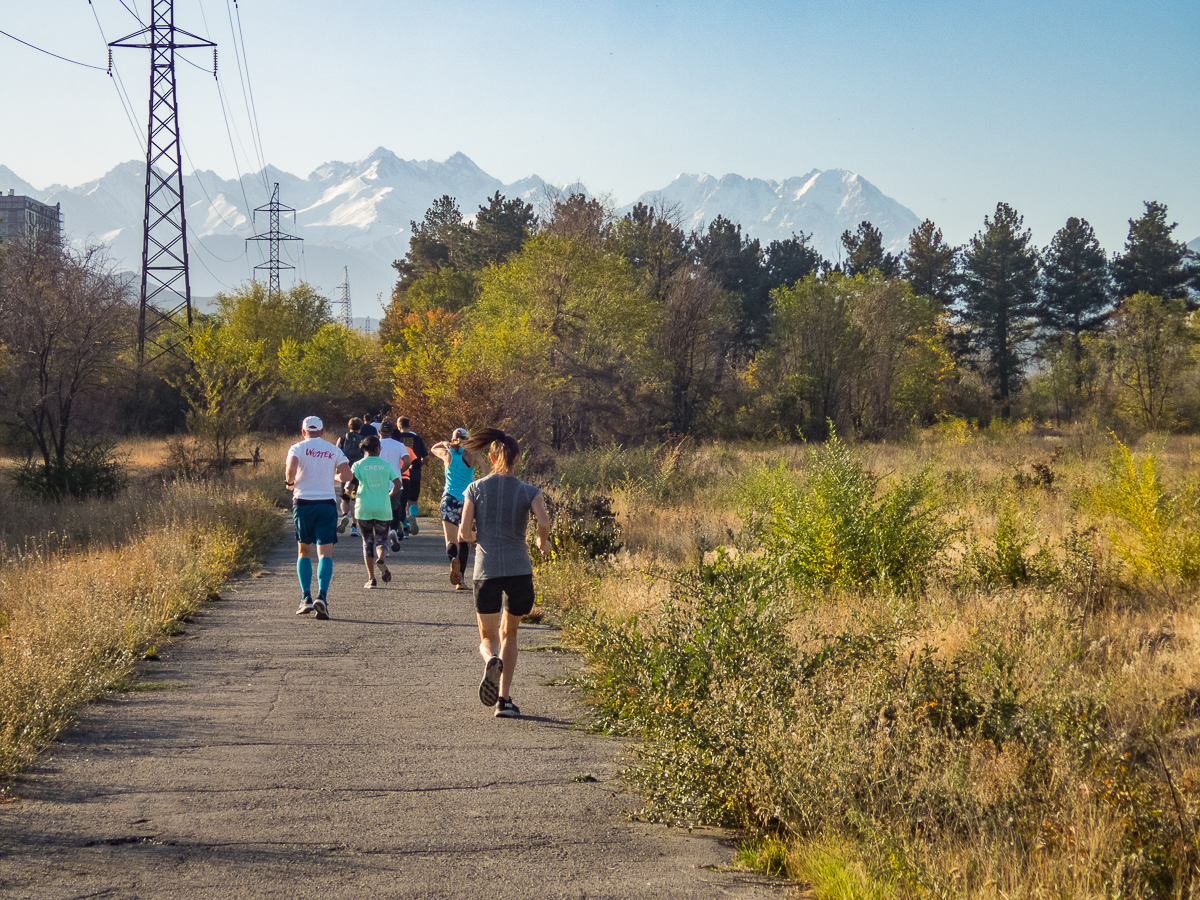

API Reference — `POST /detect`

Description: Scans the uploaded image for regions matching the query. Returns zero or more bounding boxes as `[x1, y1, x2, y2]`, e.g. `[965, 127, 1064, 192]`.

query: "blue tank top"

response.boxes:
[443, 448, 475, 501]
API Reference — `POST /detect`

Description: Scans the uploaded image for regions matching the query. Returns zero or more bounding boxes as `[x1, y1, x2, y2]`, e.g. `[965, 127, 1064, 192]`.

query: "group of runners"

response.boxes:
[283, 415, 550, 719]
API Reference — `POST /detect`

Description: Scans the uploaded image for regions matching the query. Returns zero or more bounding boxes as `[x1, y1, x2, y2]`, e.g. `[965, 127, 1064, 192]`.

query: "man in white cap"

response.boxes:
[285, 416, 352, 620]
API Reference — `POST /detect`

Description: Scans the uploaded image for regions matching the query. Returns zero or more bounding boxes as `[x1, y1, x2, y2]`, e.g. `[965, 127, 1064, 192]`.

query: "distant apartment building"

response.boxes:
[0, 189, 62, 244]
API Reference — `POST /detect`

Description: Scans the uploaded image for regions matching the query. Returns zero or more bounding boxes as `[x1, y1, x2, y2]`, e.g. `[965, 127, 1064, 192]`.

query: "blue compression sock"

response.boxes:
[408, 503, 418, 518]
[297, 557, 313, 596]
[317, 557, 333, 596]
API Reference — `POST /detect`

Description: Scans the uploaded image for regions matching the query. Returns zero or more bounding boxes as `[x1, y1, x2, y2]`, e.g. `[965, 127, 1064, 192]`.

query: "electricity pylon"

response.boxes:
[110, 0, 216, 365]
[246, 183, 302, 298]
[337, 267, 353, 328]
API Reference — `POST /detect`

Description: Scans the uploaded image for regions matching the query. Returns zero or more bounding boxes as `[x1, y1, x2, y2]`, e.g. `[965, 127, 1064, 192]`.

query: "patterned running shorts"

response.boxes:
[440, 493, 464, 526]
[358, 519, 390, 558]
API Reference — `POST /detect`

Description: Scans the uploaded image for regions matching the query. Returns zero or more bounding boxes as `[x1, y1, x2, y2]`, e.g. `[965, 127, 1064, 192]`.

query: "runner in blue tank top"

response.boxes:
[430, 428, 482, 590]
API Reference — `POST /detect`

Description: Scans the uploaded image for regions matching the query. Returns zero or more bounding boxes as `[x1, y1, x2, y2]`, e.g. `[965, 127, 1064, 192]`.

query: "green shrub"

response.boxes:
[744, 432, 953, 593]
[10, 440, 129, 501]
[966, 503, 1060, 587]
[538, 490, 623, 560]
[1086, 438, 1200, 596]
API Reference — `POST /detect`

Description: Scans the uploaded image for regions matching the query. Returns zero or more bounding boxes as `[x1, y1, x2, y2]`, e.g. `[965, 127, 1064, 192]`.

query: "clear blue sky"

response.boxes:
[3, 0, 1198, 252]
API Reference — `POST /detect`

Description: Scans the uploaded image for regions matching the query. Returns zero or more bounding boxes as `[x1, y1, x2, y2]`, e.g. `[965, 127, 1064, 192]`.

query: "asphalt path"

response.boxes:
[0, 518, 781, 899]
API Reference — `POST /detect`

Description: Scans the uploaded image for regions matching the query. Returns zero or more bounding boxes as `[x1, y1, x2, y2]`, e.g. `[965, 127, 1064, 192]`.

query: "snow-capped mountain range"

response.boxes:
[0, 149, 923, 314]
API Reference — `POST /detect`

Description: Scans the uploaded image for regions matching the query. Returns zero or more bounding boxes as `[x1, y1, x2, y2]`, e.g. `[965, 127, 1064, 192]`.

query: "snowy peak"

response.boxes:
[624, 168, 919, 262]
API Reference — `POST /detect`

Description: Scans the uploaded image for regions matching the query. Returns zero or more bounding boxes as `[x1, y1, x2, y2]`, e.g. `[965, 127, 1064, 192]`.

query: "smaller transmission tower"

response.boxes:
[336, 267, 353, 329]
[246, 183, 301, 297]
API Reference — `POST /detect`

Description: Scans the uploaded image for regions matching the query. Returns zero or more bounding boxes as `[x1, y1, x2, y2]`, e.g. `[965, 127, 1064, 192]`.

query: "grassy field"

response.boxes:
[0, 436, 291, 780]
[533, 421, 1200, 899]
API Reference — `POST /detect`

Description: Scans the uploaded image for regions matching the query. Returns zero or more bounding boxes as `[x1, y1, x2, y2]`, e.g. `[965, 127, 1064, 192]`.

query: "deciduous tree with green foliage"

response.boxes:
[467, 233, 653, 449]
[214, 281, 330, 362]
[1107, 292, 1197, 430]
[175, 324, 277, 469]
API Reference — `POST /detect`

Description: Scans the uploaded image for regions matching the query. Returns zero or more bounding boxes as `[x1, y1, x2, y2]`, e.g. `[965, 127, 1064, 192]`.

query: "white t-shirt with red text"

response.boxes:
[286, 437, 349, 500]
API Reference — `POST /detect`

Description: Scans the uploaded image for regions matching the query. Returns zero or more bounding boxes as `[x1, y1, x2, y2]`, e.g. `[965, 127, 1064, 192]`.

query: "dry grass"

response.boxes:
[0, 437, 288, 780]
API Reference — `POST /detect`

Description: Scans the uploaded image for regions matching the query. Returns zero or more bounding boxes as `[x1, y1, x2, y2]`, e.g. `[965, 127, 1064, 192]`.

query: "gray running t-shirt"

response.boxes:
[463, 474, 542, 581]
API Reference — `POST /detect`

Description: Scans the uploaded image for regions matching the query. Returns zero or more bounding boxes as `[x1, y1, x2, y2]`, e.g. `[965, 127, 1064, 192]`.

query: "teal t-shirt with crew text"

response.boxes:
[351, 456, 398, 522]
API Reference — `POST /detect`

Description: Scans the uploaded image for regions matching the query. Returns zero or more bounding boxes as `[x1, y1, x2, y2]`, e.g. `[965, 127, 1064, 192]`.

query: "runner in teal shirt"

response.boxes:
[350, 436, 400, 589]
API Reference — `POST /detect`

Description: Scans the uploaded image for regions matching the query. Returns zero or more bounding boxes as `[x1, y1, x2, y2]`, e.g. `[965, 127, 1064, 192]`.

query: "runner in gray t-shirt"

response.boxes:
[458, 427, 550, 719]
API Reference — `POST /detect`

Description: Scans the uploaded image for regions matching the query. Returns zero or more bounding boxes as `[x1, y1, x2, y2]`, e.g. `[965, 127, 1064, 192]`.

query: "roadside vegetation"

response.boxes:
[0, 438, 287, 779]
[532, 423, 1200, 898]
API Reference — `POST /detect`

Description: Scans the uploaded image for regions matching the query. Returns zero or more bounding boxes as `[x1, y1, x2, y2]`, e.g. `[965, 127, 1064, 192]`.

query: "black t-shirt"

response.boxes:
[396, 431, 428, 470]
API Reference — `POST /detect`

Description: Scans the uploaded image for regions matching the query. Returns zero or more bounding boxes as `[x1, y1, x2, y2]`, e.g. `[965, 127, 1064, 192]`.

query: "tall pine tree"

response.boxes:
[841, 221, 901, 277]
[1111, 201, 1199, 307]
[904, 219, 960, 310]
[1038, 217, 1112, 337]
[962, 203, 1039, 415]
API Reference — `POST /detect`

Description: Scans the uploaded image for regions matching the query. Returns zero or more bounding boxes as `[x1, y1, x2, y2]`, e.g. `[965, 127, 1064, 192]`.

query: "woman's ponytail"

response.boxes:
[464, 427, 520, 473]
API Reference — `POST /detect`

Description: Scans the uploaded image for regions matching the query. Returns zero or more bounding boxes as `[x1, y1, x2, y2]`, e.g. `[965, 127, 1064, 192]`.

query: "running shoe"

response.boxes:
[337, 514, 350, 534]
[407, 514, 419, 535]
[455, 583, 469, 592]
[380, 563, 392, 583]
[364, 578, 377, 590]
[450, 558, 461, 586]
[295, 596, 314, 615]
[350, 526, 359, 537]
[479, 656, 503, 706]
[495, 698, 521, 718]
[314, 598, 329, 620]
[388, 530, 402, 552]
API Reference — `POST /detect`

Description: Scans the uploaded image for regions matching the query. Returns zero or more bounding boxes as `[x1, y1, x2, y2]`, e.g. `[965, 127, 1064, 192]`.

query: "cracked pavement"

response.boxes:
[0, 520, 780, 899]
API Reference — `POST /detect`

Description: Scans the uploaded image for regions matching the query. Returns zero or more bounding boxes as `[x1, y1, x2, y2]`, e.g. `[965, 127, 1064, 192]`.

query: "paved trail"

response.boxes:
[0, 520, 779, 899]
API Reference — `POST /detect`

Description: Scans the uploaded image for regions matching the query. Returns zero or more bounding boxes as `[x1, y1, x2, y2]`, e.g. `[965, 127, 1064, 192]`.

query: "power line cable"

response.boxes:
[115, 0, 144, 25]
[1, 27, 107, 70]
[233, 0, 268, 180]
[224, 0, 269, 192]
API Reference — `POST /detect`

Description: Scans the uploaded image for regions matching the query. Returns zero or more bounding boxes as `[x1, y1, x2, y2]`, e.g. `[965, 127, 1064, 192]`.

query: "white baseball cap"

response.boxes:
[452, 427, 468, 439]
[302, 416, 323, 432]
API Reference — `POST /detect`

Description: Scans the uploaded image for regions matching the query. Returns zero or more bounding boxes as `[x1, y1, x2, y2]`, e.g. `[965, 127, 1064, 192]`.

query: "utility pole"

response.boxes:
[246, 183, 301, 298]
[110, 0, 216, 366]
[336, 266, 353, 328]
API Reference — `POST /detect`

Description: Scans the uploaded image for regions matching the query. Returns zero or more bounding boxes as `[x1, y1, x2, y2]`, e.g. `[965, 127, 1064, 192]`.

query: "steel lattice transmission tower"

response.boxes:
[336, 266, 353, 328]
[247, 183, 302, 298]
[110, 1, 215, 365]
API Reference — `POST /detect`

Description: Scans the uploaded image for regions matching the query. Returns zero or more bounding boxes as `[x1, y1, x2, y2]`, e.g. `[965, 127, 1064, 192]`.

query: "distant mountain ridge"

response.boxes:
[0, 150, 922, 313]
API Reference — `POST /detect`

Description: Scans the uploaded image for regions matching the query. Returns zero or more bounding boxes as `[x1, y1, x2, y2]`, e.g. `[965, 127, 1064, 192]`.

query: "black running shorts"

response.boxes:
[473, 574, 535, 617]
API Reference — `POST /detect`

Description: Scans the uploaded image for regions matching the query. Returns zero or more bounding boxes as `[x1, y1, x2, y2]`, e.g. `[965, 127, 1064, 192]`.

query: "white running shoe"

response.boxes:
[337, 514, 350, 534]
[388, 530, 402, 552]
[364, 579, 377, 590]
[407, 514, 419, 535]
[296, 597, 314, 615]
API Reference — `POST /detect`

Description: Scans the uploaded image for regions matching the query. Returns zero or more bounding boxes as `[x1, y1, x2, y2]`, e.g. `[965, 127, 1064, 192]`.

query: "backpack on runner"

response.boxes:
[340, 430, 366, 464]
